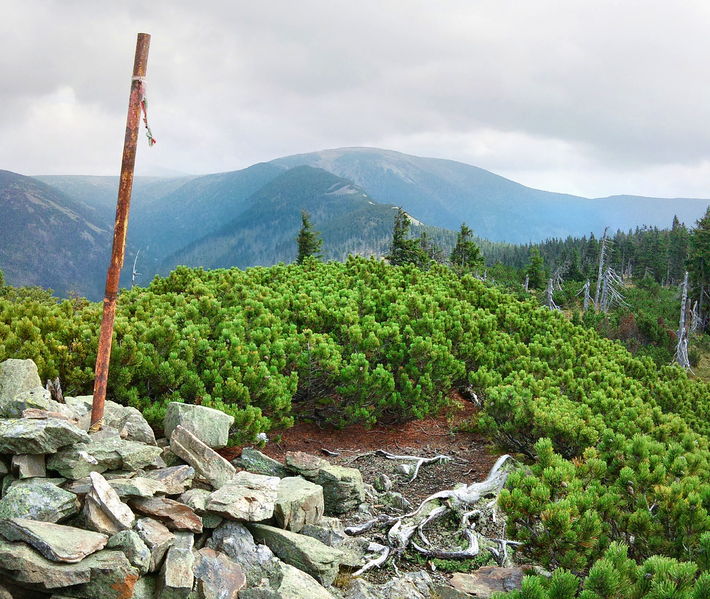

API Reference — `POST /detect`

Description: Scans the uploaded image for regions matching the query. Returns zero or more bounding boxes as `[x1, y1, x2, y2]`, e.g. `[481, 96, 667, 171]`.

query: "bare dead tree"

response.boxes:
[675, 272, 691, 370]
[594, 227, 609, 309]
[576, 279, 591, 311]
[545, 278, 560, 310]
[690, 300, 702, 335]
[600, 268, 627, 313]
[45, 378, 64, 403]
[523, 274, 529, 292]
[131, 249, 142, 287]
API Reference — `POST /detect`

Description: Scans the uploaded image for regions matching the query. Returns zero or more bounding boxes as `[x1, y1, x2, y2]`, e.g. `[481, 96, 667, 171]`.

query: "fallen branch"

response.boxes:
[374, 449, 453, 483]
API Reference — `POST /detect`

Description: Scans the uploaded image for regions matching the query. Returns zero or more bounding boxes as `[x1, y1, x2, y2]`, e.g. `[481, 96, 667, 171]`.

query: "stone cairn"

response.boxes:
[0, 358, 523, 599]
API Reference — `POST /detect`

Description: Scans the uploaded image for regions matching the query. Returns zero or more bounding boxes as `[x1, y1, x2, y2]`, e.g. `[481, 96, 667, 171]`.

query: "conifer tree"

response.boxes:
[688, 206, 710, 321]
[450, 223, 484, 274]
[296, 211, 322, 264]
[526, 247, 546, 290]
[668, 216, 689, 285]
[386, 208, 429, 267]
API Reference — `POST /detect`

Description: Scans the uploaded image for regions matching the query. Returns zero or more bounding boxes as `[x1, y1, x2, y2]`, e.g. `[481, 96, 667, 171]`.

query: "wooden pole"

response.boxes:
[91, 33, 151, 429]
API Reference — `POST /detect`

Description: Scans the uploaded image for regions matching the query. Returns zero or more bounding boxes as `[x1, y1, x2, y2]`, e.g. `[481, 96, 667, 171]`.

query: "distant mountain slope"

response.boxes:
[162, 166, 404, 271]
[272, 148, 709, 242]
[0, 170, 110, 298]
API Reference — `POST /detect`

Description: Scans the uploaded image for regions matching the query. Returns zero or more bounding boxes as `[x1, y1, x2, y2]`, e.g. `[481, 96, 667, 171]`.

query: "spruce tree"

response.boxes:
[687, 206, 710, 320]
[386, 208, 429, 267]
[296, 211, 322, 264]
[526, 247, 546, 290]
[450, 223, 484, 274]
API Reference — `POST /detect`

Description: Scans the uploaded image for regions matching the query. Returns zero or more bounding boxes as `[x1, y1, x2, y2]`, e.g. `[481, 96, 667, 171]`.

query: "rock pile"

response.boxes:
[0, 359, 522, 599]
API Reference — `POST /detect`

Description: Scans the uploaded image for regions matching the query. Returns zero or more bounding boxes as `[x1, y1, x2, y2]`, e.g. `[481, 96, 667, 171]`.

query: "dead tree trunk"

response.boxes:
[675, 271, 691, 369]
[594, 227, 609, 310]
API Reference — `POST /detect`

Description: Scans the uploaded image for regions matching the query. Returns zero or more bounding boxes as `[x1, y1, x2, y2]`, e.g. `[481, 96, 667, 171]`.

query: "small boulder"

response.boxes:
[274, 476, 324, 532]
[193, 547, 246, 599]
[130, 496, 203, 533]
[207, 471, 280, 522]
[134, 517, 176, 573]
[373, 473, 392, 492]
[0, 518, 108, 563]
[107, 529, 151, 574]
[236, 447, 289, 478]
[248, 522, 342, 586]
[11, 454, 46, 478]
[0, 359, 41, 403]
[0, 418, 89, 455]
[82, 472, 135, 535]
[449, 567, 527, 598]
[164, 402, 234, 449]
[206, 521, 275, 586]
[64, 396, 156, 445]
[1, 386, 51, 418]
[0, 479, 79, 522]
[177, 488, 223, 529]
[141, 464, 194, 495]
[158, 531, 194, 599]
[170, 425, 235, 489]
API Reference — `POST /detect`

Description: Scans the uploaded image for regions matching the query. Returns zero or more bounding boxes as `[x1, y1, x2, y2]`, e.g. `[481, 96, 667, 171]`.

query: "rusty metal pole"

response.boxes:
[91, 33, 151, 429]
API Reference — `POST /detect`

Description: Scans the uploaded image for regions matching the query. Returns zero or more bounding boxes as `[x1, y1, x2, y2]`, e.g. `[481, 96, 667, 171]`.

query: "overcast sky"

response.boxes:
[2, 0, 709, 198]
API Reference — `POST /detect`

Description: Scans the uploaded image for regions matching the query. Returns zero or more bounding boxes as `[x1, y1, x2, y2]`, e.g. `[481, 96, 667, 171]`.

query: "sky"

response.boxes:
[2, 0, 709, 199]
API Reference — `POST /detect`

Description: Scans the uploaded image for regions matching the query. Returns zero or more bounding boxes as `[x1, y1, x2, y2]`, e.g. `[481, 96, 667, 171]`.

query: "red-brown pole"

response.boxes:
[91, 33, 151, 429]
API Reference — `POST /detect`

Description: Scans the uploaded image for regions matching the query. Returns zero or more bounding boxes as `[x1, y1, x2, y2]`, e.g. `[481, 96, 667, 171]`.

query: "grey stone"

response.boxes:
[449, 567, 527, 598]
[131, 575, 157, 599]
[0, 479, 79, 522]
[164, 402, 234, 449]
[158, 531, 194, 599]
[177, 488, 223, 528]
[235, 447, 288, 478]
[274, 562, 335, 599]
[207, 471, 280, 521]
[0, 359, 41, 404]
[274, 476, 324, 532]
[142, 465, 195, 495]
[373, 473, 392, 492]
[248, 522, 342, 586]
[285, 452, 365, 515]
[162, 446, 185, 467]
[11, 453, 46, 478]
[47, 435, 162, 479]
[135, 517, 176, 573]
[380, 490, 412, 511]
[130, 496, 203, 533]
[107, 529, 151, 574]
[0, 538, 138, 597]
[430, 583, 473, 599]
[206, 521, 275, 586]
[0, 418, 89, 455]
[0, 518, 108, 563]
[299, 518, 368, 568]
[1, 386, 51, 418]
[84, 472, 135, 534]
[342, 571, 434, 599]
[64, 396, 156, 445]
[170, 425, 235, 489]
[193, 547, 246, 599]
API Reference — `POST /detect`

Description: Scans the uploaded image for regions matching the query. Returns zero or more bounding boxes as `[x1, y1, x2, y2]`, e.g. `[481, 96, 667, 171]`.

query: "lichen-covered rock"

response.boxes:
[158, 531, 194, 599]
[0, 359, 42, 404]
[170, 426, 235, 489]
[248, 523, 342, 586]
[274, 476, 324, 532]
[0, 479, 79, 522]
[164, 402, 234, 449]
[1, 386, 51, 418]
[0, 418, 89, 455]
[285, 452, 365, 515]
[141, 465, 194, 495]
[135, 517, 176, 573]
[193, 547, 246, 599]
[449, 567, 527, 598]
[177, 488, 223, 529]
[107, 529, 151, 574]
[0, 538, 138, 598]
[11, 453, 46, 478]
[0, 518, 108, 563]
[130, 496, 203, 533]
[207, 471, 280, 522]
[235, 448, 288, 478]
[47, 434, 162, 479]
[64, 396, 156, 445]
[342, 571, 435, 599]
[206, 521, 276, 586]
[82, 472, 135, 535]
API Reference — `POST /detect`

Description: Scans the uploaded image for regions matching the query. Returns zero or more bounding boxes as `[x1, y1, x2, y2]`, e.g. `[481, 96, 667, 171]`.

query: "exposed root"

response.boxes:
[346, 454, 517, 575]
[374, 449, 452, 483]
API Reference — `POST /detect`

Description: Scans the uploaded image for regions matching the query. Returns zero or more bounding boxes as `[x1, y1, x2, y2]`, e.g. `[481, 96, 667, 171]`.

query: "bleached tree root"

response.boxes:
[374, 449, 453, 483]
[346, 454, 517, 575]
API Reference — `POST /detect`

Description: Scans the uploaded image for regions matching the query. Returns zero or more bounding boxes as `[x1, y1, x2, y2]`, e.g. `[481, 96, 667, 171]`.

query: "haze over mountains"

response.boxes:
[2, 147, 708, 299]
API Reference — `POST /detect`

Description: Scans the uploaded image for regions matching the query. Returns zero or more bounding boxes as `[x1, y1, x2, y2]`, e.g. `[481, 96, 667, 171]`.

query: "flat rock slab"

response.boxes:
[285, 451, 365, 515]
[0, 418, 89, 455]
[47, 435, 162, 479]
[0, 359, 41, 403]
[66, 475, 167, 498]
[194, 547, 246, 599]
[207, 471, 280, 522]
[0, 479, 79, 522]
[135, 517, 176, 573]
[0, 538, 138, 597]
[64, 396, 156, 445]
[177, 488, 223, 529]
[130, 496, 203, 533]
[0, 518, 108, 563]
[275, 476, 324, 532]
[248, 523, 342, 586]
[11, 454, 46, 478]
[83, 472, 135, 534]
[159, 531, 194, 599]
[236, 447, 289, 478]
[275, 562, 336, 599]
[164, 402, 234, 449]
[170, 425, 235, 489]
[107, 529, 151, 574]
[450, 567, 527, 598]
[1, 387, 52, 418]
[141, 465, 194, 495]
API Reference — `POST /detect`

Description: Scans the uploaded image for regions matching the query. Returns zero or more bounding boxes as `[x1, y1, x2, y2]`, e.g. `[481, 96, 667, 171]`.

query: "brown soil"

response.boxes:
[222, 396, 501, 504]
